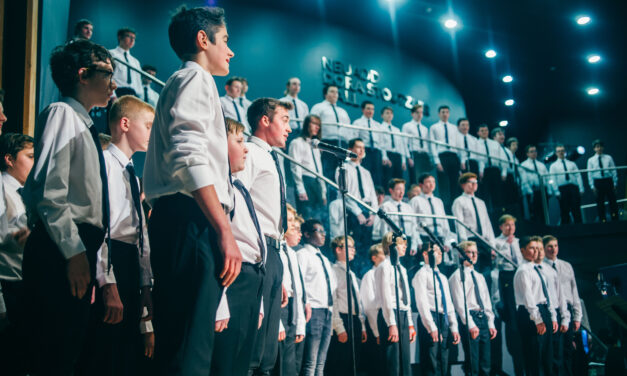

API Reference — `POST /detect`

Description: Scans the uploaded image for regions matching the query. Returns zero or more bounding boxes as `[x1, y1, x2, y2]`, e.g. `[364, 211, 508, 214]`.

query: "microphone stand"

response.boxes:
[451, 242, 473, 375]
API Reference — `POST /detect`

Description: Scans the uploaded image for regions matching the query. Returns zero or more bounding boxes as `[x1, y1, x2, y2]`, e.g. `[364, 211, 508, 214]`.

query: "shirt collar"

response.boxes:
[107, 143, 131, 167]
[324, 100, 337, 107]
[462, 192, 475, 198]
[249, 136, 272, 152]
[1, 172, 22, 190]
[114, 46, 130, 54]
[61, 97, 93, 127]
[420, 192, 434, 199]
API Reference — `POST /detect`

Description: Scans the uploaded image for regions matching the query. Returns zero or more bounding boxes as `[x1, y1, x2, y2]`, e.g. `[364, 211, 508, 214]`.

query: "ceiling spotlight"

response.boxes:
[443, 18, 458, 29]
[576, 16, 591, 25]
[587, 87, 600, 95]
[505, 99, 515, 106]
[499, 120, 508, 127]
[485, 49, 497, 58]
[502, 75, 513, 83]
[577, 146, 586, 154]
[587, 54, 601, 63]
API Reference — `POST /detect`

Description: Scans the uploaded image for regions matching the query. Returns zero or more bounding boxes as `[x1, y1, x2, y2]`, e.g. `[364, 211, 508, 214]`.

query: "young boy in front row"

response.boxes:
[412, 243, 460, 376]
[375, 231, 416, 376]
[211, 118, 265, 376]
[448, 241, 497, 376]
[360, 244, 385, 376]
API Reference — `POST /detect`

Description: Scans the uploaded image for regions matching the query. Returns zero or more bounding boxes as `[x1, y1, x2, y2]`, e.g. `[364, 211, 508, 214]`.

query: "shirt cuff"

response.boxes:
[179, 164, 215, 194]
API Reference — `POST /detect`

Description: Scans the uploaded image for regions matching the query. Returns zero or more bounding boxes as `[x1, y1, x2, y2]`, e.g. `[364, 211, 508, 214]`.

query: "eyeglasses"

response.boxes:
[89, 67, 114, 83]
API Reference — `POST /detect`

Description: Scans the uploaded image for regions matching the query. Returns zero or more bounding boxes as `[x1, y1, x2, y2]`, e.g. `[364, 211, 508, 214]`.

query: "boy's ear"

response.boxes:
[4, 154, 14, 169]
[195, 30, 209, 51]
[77, 67, 89, 84]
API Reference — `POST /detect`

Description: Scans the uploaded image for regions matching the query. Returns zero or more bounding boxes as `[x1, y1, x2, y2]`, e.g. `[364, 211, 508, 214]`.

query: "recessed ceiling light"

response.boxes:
[485, 49, 497, 58]
[505, 99, 515, 106]
[587, 55, 601, 63]
[502, 75, 513, 83]
[499, 120, 509, 127]
[576, 16, 591, 25]
[587, 87, 600, 95]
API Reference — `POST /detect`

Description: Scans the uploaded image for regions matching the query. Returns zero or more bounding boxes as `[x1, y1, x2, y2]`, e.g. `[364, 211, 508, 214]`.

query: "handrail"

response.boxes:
[541, 165, 627, 177]
[112, 57, 167, 87]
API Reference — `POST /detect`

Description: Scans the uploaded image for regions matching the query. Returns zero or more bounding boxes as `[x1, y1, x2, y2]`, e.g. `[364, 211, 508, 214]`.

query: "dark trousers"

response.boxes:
[321, 138, 346, 187]
[149, 194, 223, 376]
[562, 310, 577, 376]
[516, 304, 553, 376]
[464, 159, 480, 176]
[347, 212, 374, 259]
[361, 314, 384, 376]
[296, 176, 326, 222]
[273, 299, 298, 376]
[364, 147, 384, 187]
[436, 152, 461, 208]
[418, 311, 450, 376]
[460, 311, 491, 376]
[250, 245, 283, 375]
[213, 263, 264, 376]
[22, 222, 104, 375]
[378, 309, 411, 376]
[593, 177, 618, 221]
[498, 271, 524, 376]
[383, 151, 404, 186]
[301, 308, 333, 376]
[552, 314, 565, 376]
[489, 316, 503, 375]
[478, 166, 502, 217]
[502, 173, 521, 216]
[326, 313, 363, 376]
[0, 279, 26, 375]
[558, 184, 582, 224]
[294, 331, 305, 376]
[527, 189, 548, 224]
[409, 151, 432, 185]
[76, 240, 142, 376]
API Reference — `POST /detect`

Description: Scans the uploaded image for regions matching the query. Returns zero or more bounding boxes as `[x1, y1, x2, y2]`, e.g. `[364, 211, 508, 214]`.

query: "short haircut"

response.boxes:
[381, 231, 406, 255]
[300, 114, 322, 140]
[418, 173, 434, 184]
[142, 64, 157, 73]
[348, 138, 363, 149]
[302, 219, 323, 235]
[0, 133, 34, 171]
[506, 137, 518, 147]
[375, 186, 385, 195]
[411, 104, 423, 113]
[117, 27, 136, 39]
[322, 84, 338, 97]
[477, 123, 489, 130]
[409, 183, 420, 191]
[498, 214, 517, 225]
[108, 95, 155, 128]
[225, 117, 245, 134]
[286, 203, 298, 216]
[542, 235, 557, 246]
[239, 77, 248, 84]
[388, 178, 405, 190]
[520, 235, 542, 249]
[99, 133, 112, 149]
[458, 240, 476, 251]
[168, 6, 226, 61]
[73, 19, 92, 36]
[457, 117, 468, 126]
[50, 39, 113, 97]
[555, 143, 565, 151]
[592, 139, 604, 148]
[490, 128, 503, 138]
[226, 76, 242, 86]
[247, 98, 293, 134]
[458, 172, 477, 185]
[331, 235, 354, 250]
[381, 106, 393, 115]
[369, 243, 383, 259]
[438, 105, 450, 113]
[360, 100, 373, 109]
[525, 144, 536, 153]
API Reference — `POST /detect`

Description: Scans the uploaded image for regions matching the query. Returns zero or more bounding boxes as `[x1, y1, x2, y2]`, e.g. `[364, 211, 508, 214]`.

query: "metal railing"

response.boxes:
[112, 57, 167, 88]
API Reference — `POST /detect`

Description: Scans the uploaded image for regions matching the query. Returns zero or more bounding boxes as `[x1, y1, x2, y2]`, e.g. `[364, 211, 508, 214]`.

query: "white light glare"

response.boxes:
[587, 87, 600, 95]
[502, 75, 513, 83]
[485, 49, 497, 58]
[505, 99, 515, 106]
[444, 18, 458, 29]
[499, 120, 508, 127]
[587, 55, 601, 63]
[577, 146, 586, 154]
[576, 16, 591, 25]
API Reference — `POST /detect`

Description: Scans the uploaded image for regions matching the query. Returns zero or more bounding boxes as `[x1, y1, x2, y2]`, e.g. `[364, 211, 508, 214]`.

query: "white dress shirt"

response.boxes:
[297, 244, 337, 310]
[429, 121, 462, 164]
[288, 137, 325, 196]
[280, 95, 309, 134]
[0, 173, 27, 281]
[337, 161, 378, 218]
[586, 153, 617, 187]
[544, 258, 583, 322]
[236, 137, 284, 239]
[477, 138, 507, 177]
[239, 96, 252, 112]
[377, 200, 421, 252]
[355, 116, 389, 157]
[493, 234, 522, 271]
[549, 158, 584, 193]
[109, 46, 143, 95]
[144, 61, 233, 211]
[332, 261, 366, 335]
[309, 100, 352, 142]
[451, 193, 495, 244]
[95, 144, 152, 287]
[412, 265, 458, 333]
[457, 132, 481, 166]
[141, 84, 159, 107]
[401, 120, 430, 154]
[500, 144, 516, 174]
[382, 122, 409, 163]
[410, 193, 453, 246]
[230, 181, 267, 265]
[520, 158, 552, 196]
[449, 266, 496, 329]
[0, 175, 8, 244]
[537, 262, 569, 326]
[23, 97, 104, 259]
[360, 266, 379, 336]
[328, 198, 344, 241]
[281, 244, 306, 335]
[220, 94, 249, 132]
[514, 260, 557, 324]
[374, 257, 414, 330]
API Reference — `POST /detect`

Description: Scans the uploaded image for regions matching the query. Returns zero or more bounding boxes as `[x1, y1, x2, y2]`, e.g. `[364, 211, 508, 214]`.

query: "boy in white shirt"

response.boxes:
[360, 244, 386, 376]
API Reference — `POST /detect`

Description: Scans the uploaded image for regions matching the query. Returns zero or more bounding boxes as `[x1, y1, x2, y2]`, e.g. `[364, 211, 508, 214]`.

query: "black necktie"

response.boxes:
[428, 197, 439, 237]
[270, 150, 287, 234]
[389, 124, 396, 148]
[143, 86, 148, 102]
[239, 97, 244, 107]
[292, 99, 299, 119]
[87, 124, 111, 268]
[331, 104, 339, 122]
[562, 159, 570, 181]
[470, 270, 485, 311]
[464, 135, 470, 159]
[471, 196, 483, 236]
[397, 203, 406, 232]
[534, 265, 551, 306]
[298, 264, 308, 306]
[417, 123, 424, 149]
[124, 51, 131, 84]
[232, 99, 241, 122]
[310, 145, 320, 173]
[367, 119, 374, 148]
[317, 253, 333, 306]
[283, 246, 298, 325]
[125, 163, 144, 257]
[510, 243, 518, 264]
[434, 270, 449, 326]
[599, 155, 605, 177]
[502, 145, 513, 169]
[443, 122, 449, 146]
[233, 180, 266, 273]
[397, 265, 408, 306]
[348, 271, 360, 316]
[484, 140, 492, 166]
[356, 165, 365, 199]
[551, 262, 557, 271]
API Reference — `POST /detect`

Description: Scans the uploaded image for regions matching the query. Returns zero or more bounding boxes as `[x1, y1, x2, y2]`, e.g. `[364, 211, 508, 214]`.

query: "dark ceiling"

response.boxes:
[234, 0, 627, 145]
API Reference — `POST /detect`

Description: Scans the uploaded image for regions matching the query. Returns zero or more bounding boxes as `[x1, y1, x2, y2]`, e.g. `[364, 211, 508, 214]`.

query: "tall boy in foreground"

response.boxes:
[143, 6, 242, 374]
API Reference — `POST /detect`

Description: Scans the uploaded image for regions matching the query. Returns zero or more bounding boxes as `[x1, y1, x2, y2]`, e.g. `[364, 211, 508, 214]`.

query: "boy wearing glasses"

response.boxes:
[21, 39, 117, 374]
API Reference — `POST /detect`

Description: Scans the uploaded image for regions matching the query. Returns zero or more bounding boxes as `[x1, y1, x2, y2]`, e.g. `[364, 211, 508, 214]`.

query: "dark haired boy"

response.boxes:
[220, 76, 249, 131]
[21, 39, 117, 374]
[74, 19, 93, 40]
[355, 100, 387, 186]
[586, 139, 618, 221]
[109, 27, 143, 96]
[143, 6, 242, 374]
[402, 104, 431, 185]
[141, 64, 159, 107]
[429, 105, 462, 207]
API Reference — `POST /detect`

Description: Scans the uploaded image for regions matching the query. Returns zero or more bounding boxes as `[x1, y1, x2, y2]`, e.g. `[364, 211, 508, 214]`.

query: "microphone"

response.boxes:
[376, 209, 406, 238]
[450, 242, 473, 264]
[310, 139, 357, 159]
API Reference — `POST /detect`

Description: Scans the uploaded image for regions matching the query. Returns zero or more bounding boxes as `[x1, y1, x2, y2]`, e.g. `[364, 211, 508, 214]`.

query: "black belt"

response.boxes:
[265, 236, 281, 251]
